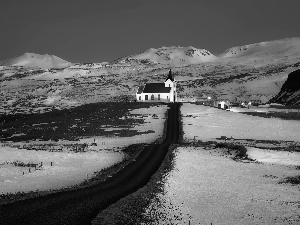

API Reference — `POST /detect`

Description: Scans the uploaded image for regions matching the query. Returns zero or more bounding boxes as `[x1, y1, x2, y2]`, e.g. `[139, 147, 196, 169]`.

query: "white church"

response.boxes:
[136, 69, 177, 103]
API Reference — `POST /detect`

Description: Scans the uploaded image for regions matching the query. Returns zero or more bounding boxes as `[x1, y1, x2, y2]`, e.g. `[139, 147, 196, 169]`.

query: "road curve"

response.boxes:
[0, 103, 180, 225]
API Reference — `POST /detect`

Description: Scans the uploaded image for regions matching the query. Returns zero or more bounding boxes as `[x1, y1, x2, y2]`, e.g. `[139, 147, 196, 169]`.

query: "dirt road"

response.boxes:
[0, 103, 179, 225]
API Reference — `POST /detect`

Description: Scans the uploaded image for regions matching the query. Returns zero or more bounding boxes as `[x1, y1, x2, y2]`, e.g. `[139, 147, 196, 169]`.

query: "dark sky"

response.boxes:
[1, 0, 299, 63]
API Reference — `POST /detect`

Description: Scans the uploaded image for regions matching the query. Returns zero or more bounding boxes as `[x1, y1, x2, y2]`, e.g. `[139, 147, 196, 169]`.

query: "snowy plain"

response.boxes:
[142, 103, 300, 224]
[144, 147, 300, 224]
[181, 103, 300, 142]
[0, 105, 168, 195]
[0, 148, 123, 194]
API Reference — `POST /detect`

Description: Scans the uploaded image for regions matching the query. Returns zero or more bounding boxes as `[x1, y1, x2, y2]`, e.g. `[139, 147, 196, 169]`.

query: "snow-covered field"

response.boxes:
[0, 105, 168, 195]
[144, 147, 300, 224]
[229, 106, 300, 113]
[181, 103, 300, 142]
[0, 147, 123, 194]
[248, 147, 300, 166]
[141, 104, 300, 224]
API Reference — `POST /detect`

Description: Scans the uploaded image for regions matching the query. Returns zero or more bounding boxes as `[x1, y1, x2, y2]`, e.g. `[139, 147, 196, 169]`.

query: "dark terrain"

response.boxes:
[269, 68, 300, 105]
[0, 102, 160, 142]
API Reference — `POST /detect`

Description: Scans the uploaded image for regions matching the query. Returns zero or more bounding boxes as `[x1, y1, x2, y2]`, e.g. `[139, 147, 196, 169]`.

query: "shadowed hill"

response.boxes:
[269, 69, 300, 105]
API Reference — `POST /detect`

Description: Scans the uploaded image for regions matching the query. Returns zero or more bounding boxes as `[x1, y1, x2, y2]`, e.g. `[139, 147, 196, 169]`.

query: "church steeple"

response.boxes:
[166, 69, 174, 82]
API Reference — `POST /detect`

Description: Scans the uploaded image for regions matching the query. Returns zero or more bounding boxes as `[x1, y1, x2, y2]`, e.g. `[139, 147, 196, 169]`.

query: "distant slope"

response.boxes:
[0, 53, 72, 69]
[0, 37, 300, 115]
[268, 69, 300, 105]
[113, 38, 300, 67]
[114, 46, 217, 65]
[219, 37, 300, 59]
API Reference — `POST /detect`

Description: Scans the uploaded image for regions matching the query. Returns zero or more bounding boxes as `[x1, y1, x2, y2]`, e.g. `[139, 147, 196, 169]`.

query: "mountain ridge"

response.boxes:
[113, 46, 218, 66]
[0, 37, 299, 114]
[1, 37, 299, 68]
[218, 37, 300, 59]
[0, 52, 72, 69]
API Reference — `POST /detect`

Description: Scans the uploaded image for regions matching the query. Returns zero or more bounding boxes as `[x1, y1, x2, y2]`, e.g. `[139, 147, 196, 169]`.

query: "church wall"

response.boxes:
[164, 80, 173, 88]
[137, 93, 171, 102]
[136, 93, 142, 101]
[164, 80, 176, 103]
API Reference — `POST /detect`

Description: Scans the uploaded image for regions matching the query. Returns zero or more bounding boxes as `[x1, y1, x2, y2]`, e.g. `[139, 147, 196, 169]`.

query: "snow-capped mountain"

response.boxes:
[219, 37, 300, 59]
[0, 52, 72, 69]
[115, 46, 217, 65]
[0, 37, 300, 115]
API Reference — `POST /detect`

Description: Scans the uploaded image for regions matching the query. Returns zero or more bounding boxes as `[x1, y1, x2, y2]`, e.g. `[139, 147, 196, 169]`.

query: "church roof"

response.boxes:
[142, 83, 171, 93]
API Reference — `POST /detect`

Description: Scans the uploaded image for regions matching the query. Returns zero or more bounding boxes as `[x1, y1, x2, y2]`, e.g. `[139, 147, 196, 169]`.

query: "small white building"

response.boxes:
[216, 100, 231, 109]
[136, 70, 177, 102]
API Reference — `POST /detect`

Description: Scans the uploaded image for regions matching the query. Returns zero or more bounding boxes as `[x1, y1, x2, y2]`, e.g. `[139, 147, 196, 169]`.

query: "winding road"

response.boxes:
[0, 103, 180, 225]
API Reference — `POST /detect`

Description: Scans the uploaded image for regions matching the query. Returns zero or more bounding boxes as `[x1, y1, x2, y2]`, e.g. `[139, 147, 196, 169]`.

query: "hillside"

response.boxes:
[268, 69, 300, 105]
[0, 37, 300, 115]
[114, 46, 217, 66]
[0, 53, 72, 69]
[219, 38, 300, 58]
[218, 37, 300, 66]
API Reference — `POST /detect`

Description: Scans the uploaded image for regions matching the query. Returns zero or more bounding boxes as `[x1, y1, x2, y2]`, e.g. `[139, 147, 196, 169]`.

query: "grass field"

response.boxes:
[0, 102, 163, 142]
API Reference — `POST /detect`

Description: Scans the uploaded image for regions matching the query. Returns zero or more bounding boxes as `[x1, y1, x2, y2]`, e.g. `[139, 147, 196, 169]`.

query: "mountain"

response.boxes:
[114, 46, 217, 65]
[0, 53, 72, 69]
[268, 69, 300, 105]
[218, 37, 300, 65]
[0, 37, 300, 115]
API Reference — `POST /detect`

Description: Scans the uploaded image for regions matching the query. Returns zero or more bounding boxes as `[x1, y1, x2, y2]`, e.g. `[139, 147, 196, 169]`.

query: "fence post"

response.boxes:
[194, 136, 198, 142]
